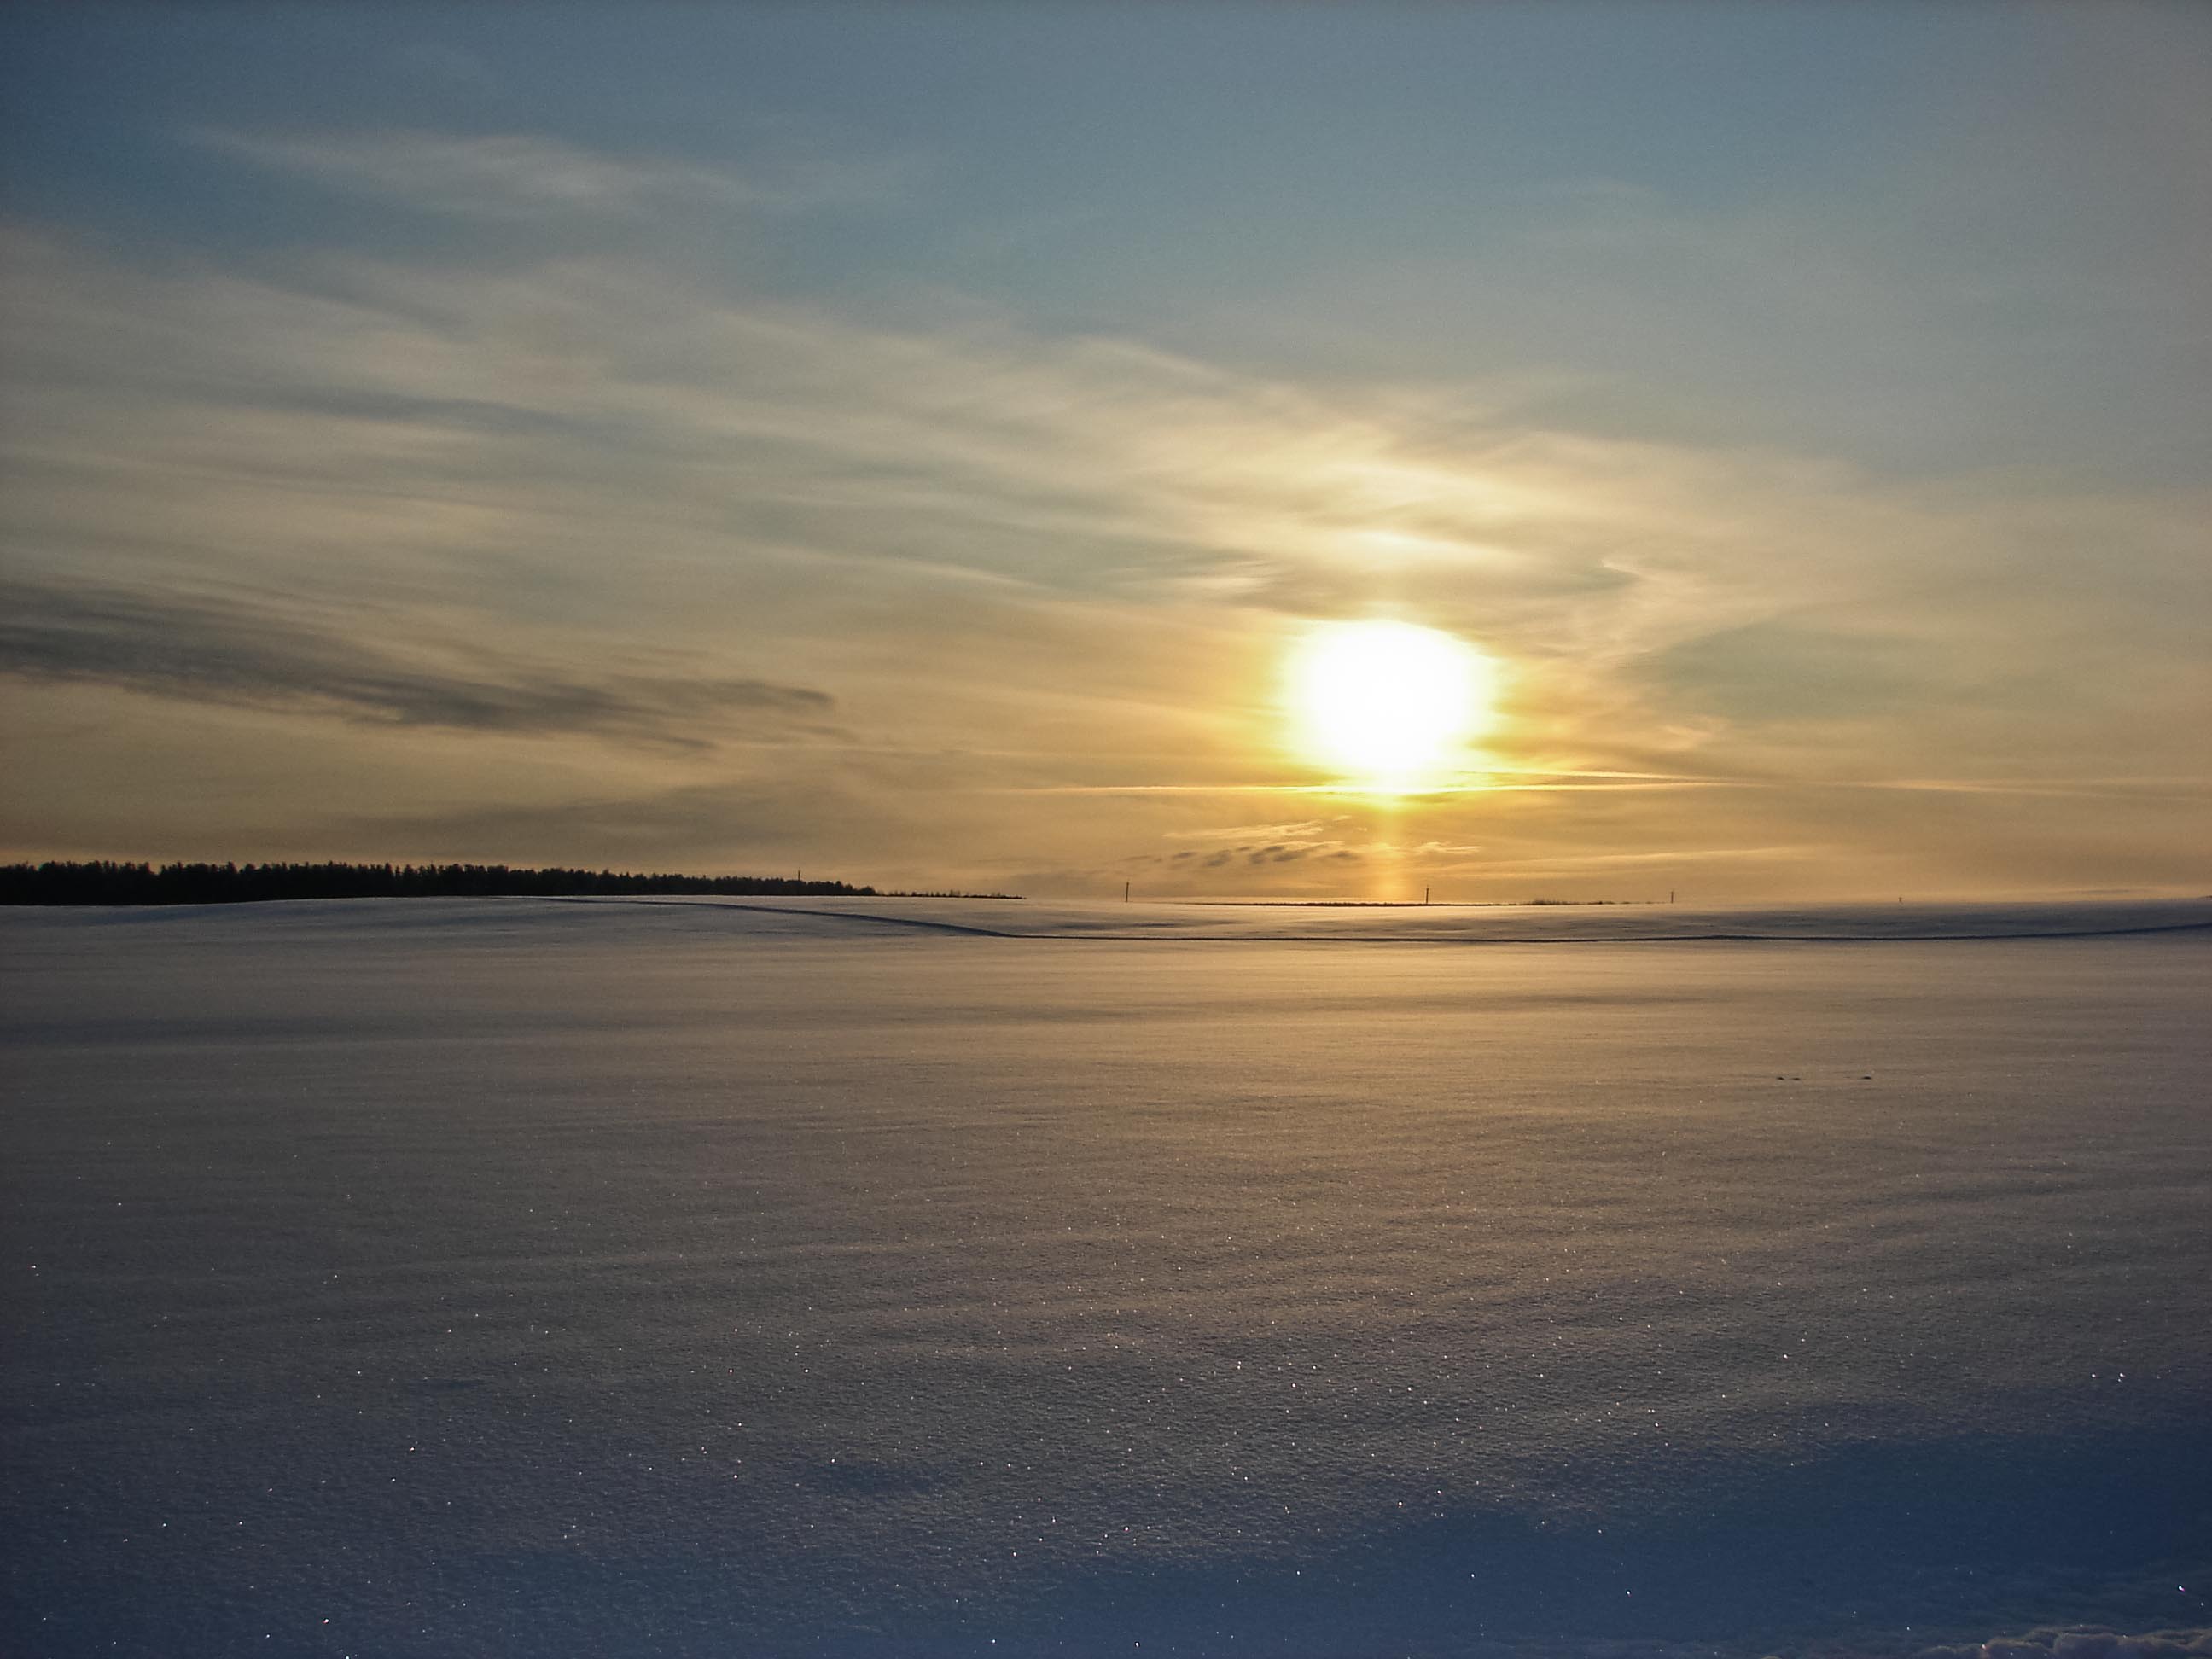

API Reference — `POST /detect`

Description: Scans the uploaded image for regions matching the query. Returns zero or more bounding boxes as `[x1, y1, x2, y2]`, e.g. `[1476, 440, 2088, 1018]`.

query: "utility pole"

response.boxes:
[1424, 887, 1430, 905]
[1124, 881, 1130, 903]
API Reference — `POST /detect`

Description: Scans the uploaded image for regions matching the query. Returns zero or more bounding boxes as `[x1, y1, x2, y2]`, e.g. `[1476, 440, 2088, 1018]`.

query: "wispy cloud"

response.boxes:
[191, 127, 911, 218]
[1162, 818, 1342, 842]
[0, 577, 837, 750]
[999, 777, 1729, 796]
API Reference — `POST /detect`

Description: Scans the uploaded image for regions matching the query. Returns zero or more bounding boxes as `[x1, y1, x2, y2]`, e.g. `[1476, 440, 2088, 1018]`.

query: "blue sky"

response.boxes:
[3, 3, 2206, 896]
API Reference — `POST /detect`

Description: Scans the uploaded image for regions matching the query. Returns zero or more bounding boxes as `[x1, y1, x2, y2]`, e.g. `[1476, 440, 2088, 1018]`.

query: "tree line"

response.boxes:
[0, 861, 880, 906]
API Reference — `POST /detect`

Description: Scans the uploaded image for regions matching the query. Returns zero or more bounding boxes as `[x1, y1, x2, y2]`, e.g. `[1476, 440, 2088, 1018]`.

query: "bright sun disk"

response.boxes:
[1288, 620, 1493, 791]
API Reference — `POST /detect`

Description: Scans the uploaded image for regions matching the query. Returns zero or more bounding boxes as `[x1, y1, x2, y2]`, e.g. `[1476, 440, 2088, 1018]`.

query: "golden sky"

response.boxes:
[3, 5, 2206, 899]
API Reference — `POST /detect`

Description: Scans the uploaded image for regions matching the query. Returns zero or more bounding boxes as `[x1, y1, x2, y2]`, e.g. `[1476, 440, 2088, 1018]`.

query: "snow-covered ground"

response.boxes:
[3, 900, 2209, 1656]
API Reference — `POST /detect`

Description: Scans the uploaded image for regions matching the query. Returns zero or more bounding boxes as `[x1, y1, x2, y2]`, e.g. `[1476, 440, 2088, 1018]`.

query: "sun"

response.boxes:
[1287, 620, 1494, 792]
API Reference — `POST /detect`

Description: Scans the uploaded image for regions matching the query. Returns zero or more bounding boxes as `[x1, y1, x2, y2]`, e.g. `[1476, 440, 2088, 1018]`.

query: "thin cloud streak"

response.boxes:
[0, 577, 839, 750]
[191, 127, 913, 218]
[1847, 777, 2212, 800]
[999, 777, 1736, 796]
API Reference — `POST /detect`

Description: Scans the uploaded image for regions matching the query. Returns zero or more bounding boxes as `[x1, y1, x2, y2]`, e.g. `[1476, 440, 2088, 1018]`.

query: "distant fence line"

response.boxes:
[0, 861, 880, 906]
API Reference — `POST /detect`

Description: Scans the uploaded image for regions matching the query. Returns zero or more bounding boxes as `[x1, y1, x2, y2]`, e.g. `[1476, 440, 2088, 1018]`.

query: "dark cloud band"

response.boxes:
[0, 578, 834, 748]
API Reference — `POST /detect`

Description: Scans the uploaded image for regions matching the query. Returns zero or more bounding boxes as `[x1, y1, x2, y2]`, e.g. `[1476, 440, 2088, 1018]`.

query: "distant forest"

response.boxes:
[0, 860, 881, 906]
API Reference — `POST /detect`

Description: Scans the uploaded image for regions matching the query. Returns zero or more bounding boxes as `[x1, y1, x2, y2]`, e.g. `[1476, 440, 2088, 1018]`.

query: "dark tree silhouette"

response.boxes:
[0, 861, 882, 906]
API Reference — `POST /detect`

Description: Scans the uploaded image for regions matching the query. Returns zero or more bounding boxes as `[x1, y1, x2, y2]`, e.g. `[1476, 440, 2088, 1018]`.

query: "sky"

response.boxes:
[2, 2, 2206, 901]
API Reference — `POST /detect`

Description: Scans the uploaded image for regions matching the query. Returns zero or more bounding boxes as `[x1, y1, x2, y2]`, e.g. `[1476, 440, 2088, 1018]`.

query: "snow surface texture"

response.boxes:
[3, 899, 2209, 1657]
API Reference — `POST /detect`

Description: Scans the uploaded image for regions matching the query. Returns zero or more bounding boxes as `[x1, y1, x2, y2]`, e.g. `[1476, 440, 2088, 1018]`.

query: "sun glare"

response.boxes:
[1287, 620, 1494, 792]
